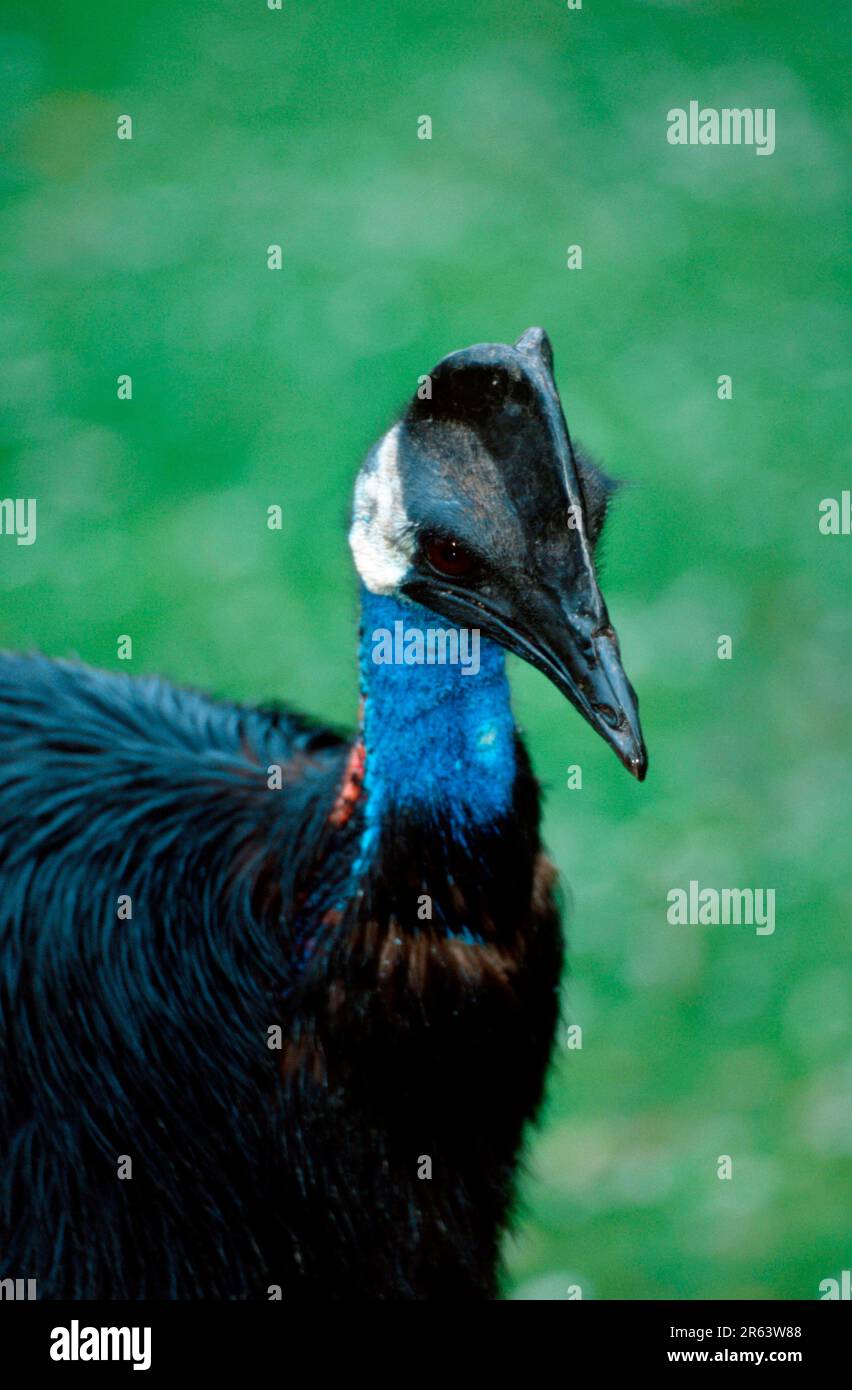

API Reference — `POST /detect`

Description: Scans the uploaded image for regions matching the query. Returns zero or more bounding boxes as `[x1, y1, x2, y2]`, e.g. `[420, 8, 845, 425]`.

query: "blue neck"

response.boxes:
[358, 587, 517, 839]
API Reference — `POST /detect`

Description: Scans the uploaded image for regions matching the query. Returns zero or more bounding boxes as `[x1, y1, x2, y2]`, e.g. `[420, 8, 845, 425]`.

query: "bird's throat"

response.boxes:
[357, 587, 517, 833]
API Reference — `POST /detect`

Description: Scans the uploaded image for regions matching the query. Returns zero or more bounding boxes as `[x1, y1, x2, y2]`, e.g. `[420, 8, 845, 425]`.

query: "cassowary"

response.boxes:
[0, 327, 646, 1300]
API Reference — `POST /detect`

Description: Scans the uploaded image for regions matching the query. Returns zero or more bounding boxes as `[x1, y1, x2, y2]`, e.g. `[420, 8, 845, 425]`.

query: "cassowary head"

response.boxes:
[349, 327, 647, 779]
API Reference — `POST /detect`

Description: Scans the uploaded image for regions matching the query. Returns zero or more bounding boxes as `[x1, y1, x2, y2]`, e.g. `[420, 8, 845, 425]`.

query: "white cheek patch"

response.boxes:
[348, 424, 415, 594]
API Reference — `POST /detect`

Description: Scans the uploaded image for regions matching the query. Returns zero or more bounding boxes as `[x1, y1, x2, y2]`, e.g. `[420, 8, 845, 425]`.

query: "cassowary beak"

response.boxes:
[501, 588, 648, 781]
[407, 568, 647, 780]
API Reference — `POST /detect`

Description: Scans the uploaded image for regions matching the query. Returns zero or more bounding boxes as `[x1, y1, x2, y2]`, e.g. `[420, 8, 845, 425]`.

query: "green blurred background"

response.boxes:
[1, 0, 849, 1298]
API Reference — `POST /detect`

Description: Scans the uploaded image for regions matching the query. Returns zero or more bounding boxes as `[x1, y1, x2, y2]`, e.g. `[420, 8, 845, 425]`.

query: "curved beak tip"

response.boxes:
[609, 723, 648, 781]
[627, 746, 649, 782]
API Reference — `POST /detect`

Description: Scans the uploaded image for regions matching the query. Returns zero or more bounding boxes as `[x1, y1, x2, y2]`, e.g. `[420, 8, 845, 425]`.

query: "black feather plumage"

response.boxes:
[0, 652, 560, 1299]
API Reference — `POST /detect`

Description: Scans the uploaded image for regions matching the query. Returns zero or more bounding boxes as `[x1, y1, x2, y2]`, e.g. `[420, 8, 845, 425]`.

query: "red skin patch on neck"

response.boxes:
[328, 739, 365, 828]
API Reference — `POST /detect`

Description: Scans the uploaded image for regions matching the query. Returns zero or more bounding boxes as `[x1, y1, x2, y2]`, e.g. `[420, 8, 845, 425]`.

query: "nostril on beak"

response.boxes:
[593, 702, 619, 728]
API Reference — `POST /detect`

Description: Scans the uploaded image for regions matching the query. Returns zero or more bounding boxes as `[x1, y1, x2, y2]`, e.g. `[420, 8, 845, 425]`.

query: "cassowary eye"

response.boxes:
[424, 536, 477, 578]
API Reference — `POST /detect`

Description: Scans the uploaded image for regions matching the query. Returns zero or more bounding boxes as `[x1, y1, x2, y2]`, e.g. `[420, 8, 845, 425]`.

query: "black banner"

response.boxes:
[0, 1299, 845, 1377]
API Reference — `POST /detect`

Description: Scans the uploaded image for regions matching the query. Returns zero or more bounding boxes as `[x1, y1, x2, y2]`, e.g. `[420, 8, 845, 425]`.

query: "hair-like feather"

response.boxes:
[0, 652, 560, 1298]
